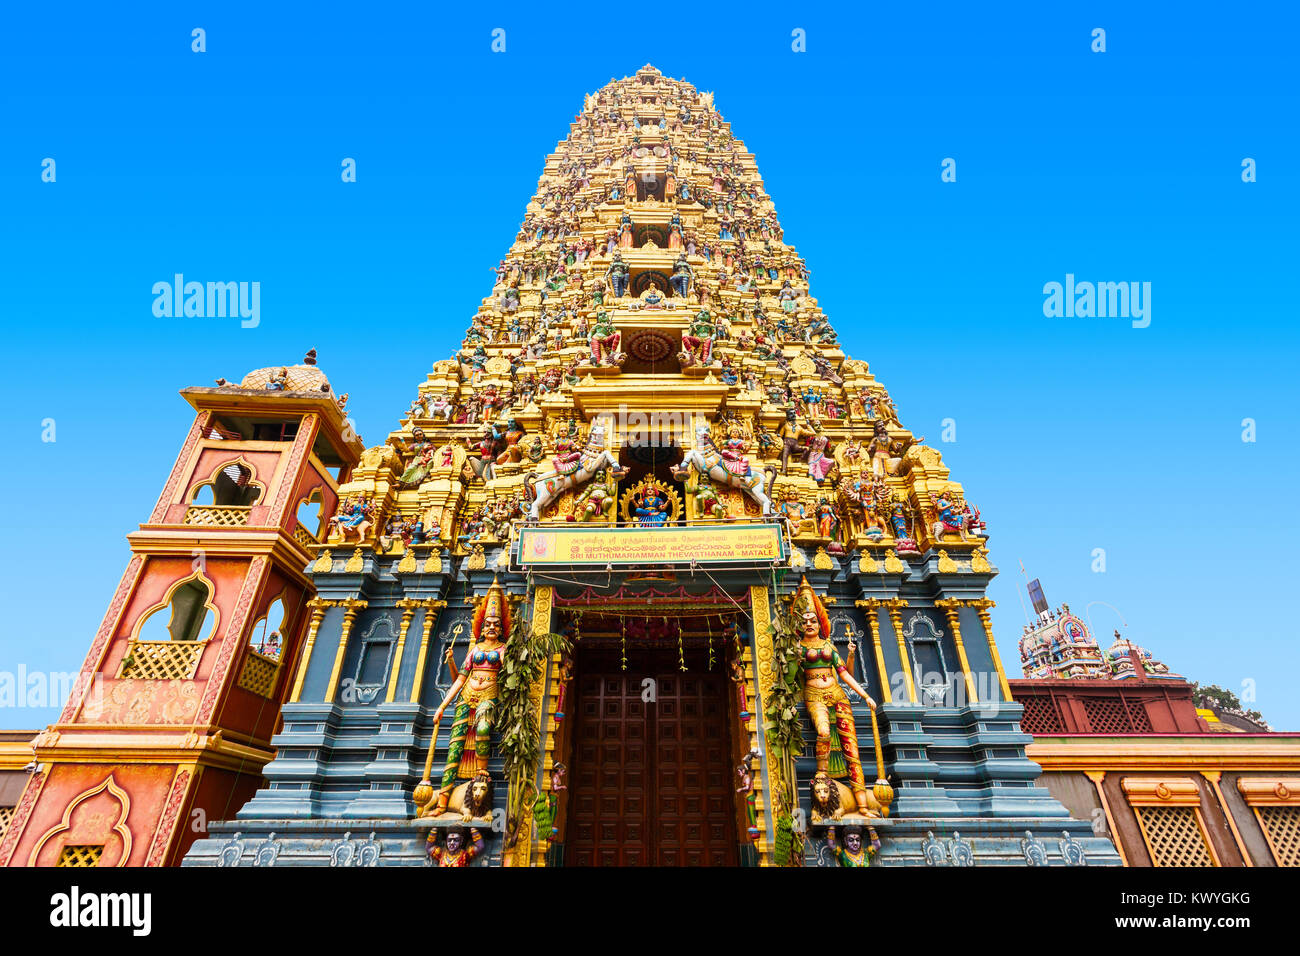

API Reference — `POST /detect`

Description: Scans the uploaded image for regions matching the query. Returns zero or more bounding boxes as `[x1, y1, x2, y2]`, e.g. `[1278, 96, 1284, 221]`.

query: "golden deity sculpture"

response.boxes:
[414, 578, 509, 817]
[794, 578, 891, 819]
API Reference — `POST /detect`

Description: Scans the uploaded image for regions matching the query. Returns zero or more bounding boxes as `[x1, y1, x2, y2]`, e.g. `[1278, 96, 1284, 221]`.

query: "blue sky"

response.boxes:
[2, 3, 1296, 729]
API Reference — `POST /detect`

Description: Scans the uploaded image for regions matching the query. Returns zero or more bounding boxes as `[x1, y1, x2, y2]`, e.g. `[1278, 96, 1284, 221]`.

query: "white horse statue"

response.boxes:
[673, 424, 776, 516]
[525, 423, 627, 520]
[428, 393, 455, 422]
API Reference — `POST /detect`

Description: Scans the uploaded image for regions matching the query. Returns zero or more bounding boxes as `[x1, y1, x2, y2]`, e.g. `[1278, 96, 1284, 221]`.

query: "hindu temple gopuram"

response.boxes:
[2, 65, 1138, 868]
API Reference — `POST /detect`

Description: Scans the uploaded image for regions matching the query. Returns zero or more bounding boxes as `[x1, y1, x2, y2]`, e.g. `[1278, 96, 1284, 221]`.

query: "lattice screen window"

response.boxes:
[183, 505, 251, 527]
[238, 652, 280, 697]
[1122, 777, 1217, 867]
[118, 640, 205, 680]
[56, 844, 104, 867]
[1134, 806, 1215, 866]
[1237, 778, 1300, 867]
[0, 806, 13, 839]
[1018, 696, 1061, 734]
[1125, 702, 1153, 733]
[1083, 697, 1131, 733]
[1255, 807, 1300, 867]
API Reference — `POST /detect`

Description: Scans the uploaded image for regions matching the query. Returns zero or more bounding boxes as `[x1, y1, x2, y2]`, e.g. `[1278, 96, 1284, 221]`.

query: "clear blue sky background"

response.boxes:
[2, 3, 1296, 729]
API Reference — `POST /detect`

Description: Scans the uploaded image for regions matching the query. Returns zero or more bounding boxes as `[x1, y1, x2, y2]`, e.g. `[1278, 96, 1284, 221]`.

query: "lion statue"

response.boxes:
[458, 771, 494, 823]
[423, 770, 494, 823]
[809, 770, 879, 824]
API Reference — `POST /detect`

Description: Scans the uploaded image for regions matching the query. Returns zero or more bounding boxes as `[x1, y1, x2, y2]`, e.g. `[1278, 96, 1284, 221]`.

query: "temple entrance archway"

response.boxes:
[564, 641, 737, 866]
[561, 621, 742, 867]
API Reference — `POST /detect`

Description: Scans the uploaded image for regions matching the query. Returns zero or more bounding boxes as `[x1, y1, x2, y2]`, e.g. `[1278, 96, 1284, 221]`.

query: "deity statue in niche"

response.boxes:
[606, 252, 630, 298]
[679, 310, 717, 367]
[630, 483, 672, 526]
[586, 311, 626, 367]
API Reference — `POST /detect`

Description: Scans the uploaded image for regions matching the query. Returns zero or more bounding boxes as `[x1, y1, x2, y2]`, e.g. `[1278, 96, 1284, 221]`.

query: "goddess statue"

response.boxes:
[793, 579, 881, 818]
[814, 497, 839, 539]
[719, 423, 753, 476]
[550, 433, 584, 476]
[629, 483, 672, 526]
[805, 421, 835, 482]
[419, 579, 510, 818]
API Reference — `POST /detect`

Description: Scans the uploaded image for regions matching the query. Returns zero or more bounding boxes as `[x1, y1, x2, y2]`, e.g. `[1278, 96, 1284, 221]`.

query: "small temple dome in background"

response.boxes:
[235, 349, 333, 392]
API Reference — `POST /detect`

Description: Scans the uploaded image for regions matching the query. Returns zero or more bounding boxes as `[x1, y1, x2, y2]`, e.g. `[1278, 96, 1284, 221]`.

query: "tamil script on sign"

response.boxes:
[518, 525, 784, 566]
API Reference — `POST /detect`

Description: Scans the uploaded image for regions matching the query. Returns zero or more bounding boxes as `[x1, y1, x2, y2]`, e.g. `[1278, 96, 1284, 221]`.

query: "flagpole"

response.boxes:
[1015, 559, 1032, 625]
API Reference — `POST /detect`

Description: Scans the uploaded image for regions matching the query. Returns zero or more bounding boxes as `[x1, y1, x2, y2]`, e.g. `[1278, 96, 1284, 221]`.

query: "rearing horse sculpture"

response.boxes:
[524, 423, 627, 520]
[673, 424, 777, 516]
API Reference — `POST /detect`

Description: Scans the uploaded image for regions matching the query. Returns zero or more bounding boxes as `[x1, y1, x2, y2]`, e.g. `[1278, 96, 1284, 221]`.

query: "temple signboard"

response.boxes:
[516, 524, 785, 567]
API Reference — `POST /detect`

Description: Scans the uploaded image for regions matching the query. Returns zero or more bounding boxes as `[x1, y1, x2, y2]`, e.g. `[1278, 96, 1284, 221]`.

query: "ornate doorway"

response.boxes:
[564, 640, 738, 866]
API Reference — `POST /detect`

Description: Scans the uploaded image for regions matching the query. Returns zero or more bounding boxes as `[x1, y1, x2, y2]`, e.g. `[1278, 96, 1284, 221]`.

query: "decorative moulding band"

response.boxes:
[1121, 776, 1202, 806]
[1236, 776, 1300, 806]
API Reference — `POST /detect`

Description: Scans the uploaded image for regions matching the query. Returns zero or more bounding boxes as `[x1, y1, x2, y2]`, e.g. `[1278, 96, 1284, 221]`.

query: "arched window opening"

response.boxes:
[191, 462, 262, 507]
[296, 489, 325, 541]
[636, 177, 664, 202]
[249, 597, 286, 660]
[136, 578, 216, 643]
[632, 224, 668, 247]
[630, 271, 671, 297]
[621, 329, 681, 375]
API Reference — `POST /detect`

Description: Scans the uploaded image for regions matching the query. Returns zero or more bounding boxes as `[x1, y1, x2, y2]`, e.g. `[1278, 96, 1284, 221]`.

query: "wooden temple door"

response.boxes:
[565, 644, 738, 866]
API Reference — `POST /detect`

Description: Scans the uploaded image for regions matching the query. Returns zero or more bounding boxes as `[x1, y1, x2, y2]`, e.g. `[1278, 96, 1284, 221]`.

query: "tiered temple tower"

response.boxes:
[1018, 580, 1180, 681]
[101, 64, 1115, 867]
[1, 355, 362, 867]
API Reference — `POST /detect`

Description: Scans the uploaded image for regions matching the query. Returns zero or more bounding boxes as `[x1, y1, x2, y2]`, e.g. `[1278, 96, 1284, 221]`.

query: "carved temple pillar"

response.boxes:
[749, 584, 780, 866]
[934, 599, 978, 705]
[882, 599, 917, 704]
[324, 599, 368, 703]
[855, 599, 893, 704]
[290, 598, 336, 703]
[965, 598, 1012, 702]
[388, 600, 421, 703]
[408, 599, 446, 704]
